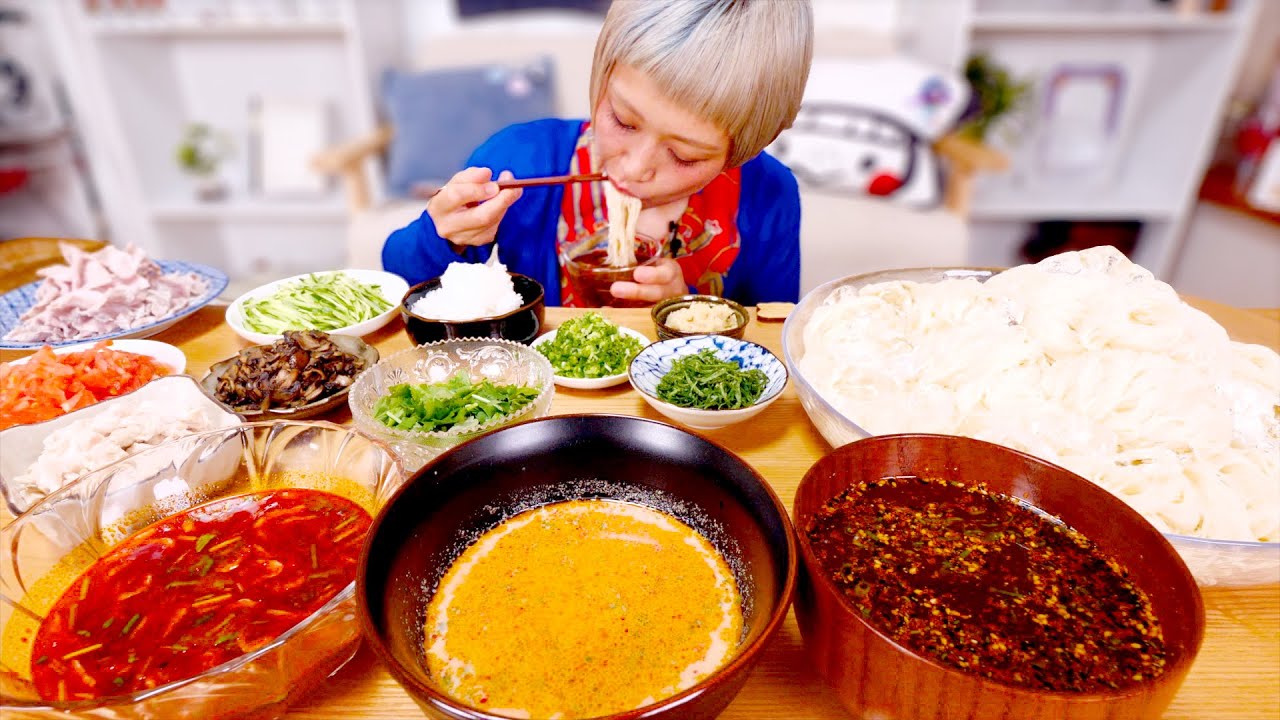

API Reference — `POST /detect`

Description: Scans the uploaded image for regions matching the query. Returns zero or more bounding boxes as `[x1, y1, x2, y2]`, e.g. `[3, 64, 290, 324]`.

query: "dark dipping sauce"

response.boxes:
[806, 475, 1167, 692]
[30, 488, 371, 701]
[563, 247, 657, 308]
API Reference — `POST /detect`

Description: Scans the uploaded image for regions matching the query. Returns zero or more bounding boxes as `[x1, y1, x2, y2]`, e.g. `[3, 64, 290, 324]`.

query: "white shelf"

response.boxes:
[971, 183, 1180, 221]
[88, 20, 346, 39]
[971, 11, 1239, 33]
[150, 197, 349, 222]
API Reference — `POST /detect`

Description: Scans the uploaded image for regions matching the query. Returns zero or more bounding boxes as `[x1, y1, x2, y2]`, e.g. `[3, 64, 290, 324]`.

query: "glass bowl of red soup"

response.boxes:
[358, 414, 796, 720]
[0, 421, 406, 719]
[793, 433, 1206, 720]
[560, 226, 665, 308]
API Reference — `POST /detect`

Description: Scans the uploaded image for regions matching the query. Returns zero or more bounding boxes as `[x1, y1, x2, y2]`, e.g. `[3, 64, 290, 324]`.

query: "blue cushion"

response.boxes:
[381, 57, 557, 198]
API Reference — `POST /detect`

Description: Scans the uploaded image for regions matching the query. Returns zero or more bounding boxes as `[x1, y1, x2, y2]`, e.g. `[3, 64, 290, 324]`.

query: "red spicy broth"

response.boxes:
[805, 475, 1167, 693]
[30, 488, 371, 701]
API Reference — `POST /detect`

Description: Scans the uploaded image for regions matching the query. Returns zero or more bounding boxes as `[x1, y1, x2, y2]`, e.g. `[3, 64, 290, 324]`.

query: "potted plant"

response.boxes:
[958, 53, 1033, 144]
[175, 123, 231, 201]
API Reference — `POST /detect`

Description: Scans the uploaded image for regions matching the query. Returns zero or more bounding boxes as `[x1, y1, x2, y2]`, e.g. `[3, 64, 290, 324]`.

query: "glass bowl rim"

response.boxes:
[348, 338, 556, 441]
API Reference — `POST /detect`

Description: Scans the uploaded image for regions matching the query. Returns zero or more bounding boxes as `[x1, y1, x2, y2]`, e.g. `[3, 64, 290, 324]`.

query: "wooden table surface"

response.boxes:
[3, 299, 1277, 719]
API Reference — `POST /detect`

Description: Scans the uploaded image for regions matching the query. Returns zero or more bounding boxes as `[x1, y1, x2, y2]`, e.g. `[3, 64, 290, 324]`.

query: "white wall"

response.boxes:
[1230, 0, 1279, 104]
[402, 0, 908, 53]
[1171, 203, 1280, 308]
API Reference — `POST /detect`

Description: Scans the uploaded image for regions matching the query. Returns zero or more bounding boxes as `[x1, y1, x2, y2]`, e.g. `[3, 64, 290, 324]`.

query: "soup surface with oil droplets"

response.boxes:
[424, 499, 743, 719]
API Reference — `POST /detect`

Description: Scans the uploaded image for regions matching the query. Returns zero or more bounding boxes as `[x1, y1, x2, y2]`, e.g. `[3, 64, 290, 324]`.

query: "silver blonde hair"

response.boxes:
[590, 0, 814, 168]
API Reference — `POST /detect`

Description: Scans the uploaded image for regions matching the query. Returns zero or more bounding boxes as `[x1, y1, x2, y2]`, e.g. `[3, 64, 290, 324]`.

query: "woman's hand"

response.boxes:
[427, 167, 523, 249]
[609, 258, 687, 305]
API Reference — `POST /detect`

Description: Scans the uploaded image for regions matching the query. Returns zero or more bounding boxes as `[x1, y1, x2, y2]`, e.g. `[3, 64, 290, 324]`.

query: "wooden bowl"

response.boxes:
[651, 294, 749, 341]
[793, 433, 1205, 720]
[400, 272, 545, 346]
[357, 414, 797, 720]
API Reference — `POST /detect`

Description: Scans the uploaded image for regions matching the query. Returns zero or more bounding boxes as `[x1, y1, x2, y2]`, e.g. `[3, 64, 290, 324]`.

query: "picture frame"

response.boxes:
[1036, 64, 1127, 182]
[248, 96, 330, 198]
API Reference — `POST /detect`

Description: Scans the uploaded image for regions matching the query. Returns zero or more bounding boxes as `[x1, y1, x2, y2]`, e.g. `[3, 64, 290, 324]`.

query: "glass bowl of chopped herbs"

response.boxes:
[348, 339, 555, 470]
[532, 312, 651, 390]
[628, 335, 788, 431]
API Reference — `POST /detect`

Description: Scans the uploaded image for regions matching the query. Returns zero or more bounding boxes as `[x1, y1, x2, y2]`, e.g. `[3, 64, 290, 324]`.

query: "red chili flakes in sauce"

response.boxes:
[806, 476, 1167, 692]
[31, 488, 371, 701]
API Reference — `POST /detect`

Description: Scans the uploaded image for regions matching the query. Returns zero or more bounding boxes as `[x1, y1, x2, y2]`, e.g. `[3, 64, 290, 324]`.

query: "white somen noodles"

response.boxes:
[604, 181, 642, 267]
[797, 246, 1280, 543]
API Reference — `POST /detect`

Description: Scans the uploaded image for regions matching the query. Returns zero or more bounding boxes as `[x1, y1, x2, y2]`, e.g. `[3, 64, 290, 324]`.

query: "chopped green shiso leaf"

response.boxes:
[655, 349, 767, 410]
[536, 312, 644, 379]
[372, 372, 539, 433]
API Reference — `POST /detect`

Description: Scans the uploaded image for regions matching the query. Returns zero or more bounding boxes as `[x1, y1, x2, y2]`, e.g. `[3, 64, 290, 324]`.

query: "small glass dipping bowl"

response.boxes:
[561, 226, 665, 308]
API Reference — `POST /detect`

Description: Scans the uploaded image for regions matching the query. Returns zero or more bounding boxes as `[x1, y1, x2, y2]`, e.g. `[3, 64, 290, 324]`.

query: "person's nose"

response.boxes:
[617, 139, 658, 185]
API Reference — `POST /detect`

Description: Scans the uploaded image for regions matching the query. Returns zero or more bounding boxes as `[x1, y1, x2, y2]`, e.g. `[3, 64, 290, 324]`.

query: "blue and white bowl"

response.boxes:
[628, 334, 788, 430]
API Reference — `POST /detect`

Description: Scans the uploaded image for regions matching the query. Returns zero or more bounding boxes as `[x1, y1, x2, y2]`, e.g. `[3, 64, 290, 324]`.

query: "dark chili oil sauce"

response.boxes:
[805, 475, 1167, 692]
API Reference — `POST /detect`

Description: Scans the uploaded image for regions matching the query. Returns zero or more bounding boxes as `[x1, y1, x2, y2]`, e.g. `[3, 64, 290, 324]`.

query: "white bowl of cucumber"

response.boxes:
[225, 269, 409, 346]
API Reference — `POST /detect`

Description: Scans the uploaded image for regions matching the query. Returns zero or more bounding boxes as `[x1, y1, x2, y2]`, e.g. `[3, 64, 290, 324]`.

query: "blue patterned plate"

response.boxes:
[0, 260, 229, 350]
[628, 334, 788, 430]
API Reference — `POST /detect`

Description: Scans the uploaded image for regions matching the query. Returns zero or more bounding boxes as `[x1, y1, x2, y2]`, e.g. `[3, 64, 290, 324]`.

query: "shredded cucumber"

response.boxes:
[241, 272, 392, 334]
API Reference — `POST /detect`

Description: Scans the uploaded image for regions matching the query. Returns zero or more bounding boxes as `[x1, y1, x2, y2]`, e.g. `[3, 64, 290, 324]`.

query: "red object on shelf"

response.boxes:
[0, 168, 28, 195]
[1199, 164, 1280, 227]
[1235, 119, 1272, 157]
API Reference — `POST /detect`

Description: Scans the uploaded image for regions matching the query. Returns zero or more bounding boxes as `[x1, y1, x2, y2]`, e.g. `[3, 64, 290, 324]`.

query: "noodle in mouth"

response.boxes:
[604, 181, 642, 267]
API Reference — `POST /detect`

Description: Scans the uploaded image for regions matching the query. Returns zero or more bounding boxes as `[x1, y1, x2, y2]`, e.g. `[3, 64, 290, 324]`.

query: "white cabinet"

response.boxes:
[945, 0, 1262, 278]
[30, 0, 403, 291]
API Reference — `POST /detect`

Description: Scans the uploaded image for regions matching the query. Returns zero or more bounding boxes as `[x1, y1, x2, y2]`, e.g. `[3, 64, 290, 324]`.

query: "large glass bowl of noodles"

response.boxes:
[782, 254, 1280, 587]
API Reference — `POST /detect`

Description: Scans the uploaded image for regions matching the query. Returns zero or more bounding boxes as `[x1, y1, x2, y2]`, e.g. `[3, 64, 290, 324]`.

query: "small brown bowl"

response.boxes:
[357, 414, 797, 720]
[794, 434, 1205, 720]
[400, 272, 545, 345]
[652, 294, 749, 341]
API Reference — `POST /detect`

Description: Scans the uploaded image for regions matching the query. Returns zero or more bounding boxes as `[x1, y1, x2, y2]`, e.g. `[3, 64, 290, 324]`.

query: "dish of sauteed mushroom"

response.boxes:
[201, 330, 378, 419]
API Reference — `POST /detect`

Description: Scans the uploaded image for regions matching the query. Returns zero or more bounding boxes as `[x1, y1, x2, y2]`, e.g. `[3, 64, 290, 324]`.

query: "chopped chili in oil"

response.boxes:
[806, 475, 1167, 692]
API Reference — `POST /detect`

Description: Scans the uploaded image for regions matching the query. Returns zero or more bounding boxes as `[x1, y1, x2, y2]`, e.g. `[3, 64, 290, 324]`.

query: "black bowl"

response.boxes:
[357, 414, 797, 720]
[400, 271, 545, 345]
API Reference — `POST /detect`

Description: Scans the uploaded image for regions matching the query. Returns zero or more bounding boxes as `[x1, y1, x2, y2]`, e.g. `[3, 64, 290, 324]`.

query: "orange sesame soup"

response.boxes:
[423, 499, 744, 719]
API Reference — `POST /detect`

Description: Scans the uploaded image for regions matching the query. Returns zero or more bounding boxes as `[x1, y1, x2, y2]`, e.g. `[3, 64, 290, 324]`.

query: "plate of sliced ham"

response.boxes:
[0, 243, 228, 350]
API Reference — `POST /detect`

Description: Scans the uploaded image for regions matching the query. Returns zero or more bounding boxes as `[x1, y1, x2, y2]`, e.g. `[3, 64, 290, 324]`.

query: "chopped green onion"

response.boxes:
[536, 312, 643, 378]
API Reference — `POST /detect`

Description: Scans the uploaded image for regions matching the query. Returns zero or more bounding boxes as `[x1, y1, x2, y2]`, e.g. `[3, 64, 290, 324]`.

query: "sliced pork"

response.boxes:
[4, 243, 209, 343]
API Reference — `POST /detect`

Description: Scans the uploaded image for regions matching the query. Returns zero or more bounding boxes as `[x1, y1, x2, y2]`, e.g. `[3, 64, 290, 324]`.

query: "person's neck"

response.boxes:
[636, 199, 687, 242]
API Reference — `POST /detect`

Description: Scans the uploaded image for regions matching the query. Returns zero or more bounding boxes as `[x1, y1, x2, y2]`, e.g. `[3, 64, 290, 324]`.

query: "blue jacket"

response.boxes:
[382, 119, 801, 306]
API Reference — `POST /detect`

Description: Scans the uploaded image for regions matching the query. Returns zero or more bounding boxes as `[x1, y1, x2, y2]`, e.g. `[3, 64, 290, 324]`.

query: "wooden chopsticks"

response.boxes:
[426, 172, 606, 198]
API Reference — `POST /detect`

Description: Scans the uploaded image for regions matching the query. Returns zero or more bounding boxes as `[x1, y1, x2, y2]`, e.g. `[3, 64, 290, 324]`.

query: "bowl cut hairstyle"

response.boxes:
[590, 0, 814, 169]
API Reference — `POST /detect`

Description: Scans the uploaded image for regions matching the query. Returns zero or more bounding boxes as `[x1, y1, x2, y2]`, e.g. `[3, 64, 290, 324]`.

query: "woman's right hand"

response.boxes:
[427, 167, 524, 249]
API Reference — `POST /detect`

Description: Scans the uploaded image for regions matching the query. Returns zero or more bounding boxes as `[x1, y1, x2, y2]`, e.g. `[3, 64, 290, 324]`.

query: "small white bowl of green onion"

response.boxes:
[628, 335, 788, 431]
[532, 312, 651, 390]
[225, 269, 408, 346]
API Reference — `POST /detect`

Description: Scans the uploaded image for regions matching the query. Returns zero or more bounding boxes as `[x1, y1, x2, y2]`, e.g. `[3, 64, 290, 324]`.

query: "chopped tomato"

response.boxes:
[0, 341, 170, 430]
